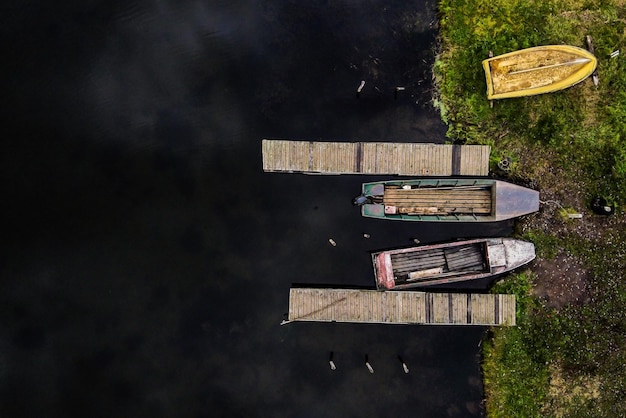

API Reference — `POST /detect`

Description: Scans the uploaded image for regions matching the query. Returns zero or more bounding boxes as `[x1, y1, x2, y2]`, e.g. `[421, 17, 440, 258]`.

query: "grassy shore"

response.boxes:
[435, 0, 626, 416]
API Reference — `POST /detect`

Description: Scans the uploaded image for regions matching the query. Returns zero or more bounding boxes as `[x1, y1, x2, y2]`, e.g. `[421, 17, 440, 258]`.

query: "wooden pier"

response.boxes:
[287, 288, 516, 326]
[262, 140, 490, 176]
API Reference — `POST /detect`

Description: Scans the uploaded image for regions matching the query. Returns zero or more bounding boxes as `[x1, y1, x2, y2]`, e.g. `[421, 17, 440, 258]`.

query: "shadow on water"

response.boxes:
[1, 1, 507, 417]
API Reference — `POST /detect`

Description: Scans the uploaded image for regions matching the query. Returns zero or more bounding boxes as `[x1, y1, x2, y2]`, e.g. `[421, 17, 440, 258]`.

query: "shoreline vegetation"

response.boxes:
[434, 0, 626, 416]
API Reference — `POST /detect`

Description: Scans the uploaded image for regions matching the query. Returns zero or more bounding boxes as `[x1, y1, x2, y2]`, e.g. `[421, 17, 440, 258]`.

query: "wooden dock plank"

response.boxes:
[287, 289, 515, 326]
[262, 140, 490, 176]
[500, 294, 516, 325]
[432, 293, 449, 324]
[451, 294, 467, 324]
[471, 294, 496, 325]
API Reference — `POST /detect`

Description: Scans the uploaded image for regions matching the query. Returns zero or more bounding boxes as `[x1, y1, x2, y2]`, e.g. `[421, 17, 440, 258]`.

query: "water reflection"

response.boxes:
[2, 1, 508, 416]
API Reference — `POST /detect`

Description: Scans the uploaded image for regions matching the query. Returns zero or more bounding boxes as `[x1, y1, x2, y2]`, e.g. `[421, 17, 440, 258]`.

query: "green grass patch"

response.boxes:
[435, 0, 626, 203]
[436, 0, 626, 416]
[520, 229, 562, 259]
[484, 272, 552, 417]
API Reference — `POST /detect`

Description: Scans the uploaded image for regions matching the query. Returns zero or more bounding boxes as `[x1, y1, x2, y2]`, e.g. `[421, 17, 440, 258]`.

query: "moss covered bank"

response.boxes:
[435, 0, 626, 416]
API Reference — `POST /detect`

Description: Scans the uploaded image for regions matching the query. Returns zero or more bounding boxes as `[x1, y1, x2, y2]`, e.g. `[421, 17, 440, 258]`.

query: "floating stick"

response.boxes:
[398, 356, 409, 374]
[365, 355, 374, 374]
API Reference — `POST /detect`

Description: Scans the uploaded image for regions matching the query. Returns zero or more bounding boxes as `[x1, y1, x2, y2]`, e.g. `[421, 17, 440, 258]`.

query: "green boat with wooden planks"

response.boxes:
[482, 45, 597, 100]
[372, 238, 536, 289]
[354, 178, 539, 222]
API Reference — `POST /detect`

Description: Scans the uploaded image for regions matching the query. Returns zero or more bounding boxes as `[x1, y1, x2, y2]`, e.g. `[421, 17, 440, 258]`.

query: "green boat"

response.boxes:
[354, 178, 539, 222]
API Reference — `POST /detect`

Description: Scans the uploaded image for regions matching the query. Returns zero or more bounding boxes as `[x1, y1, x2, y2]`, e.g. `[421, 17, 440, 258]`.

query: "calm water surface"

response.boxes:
[1, 1, 512, 416]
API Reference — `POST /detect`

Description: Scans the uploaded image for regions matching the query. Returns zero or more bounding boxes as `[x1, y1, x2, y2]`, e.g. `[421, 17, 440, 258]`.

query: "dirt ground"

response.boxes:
[530, 252, 591, 309]
[510, 148, 625, 310]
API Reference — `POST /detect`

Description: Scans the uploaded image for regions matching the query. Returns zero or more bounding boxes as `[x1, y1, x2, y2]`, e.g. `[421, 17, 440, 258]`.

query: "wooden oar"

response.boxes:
[509, 58, 590, 75]
[391, 185, 489, 191]
[585, 35, 599, 87]
[406, 270, 477, 282]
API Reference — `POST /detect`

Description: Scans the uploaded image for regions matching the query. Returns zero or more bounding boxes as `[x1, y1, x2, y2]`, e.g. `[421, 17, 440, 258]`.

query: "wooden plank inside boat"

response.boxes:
[383, 186, 492, 215]
[387, 244, 488, 286]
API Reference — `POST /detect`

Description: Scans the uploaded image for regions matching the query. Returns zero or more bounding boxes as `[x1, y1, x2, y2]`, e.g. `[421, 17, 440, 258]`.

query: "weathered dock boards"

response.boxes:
[262, 139, 490, 176]
[287, 288, 516, 326]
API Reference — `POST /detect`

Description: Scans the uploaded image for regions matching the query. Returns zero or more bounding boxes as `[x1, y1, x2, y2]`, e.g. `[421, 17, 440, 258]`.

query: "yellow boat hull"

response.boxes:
[482, 45, 597, 100]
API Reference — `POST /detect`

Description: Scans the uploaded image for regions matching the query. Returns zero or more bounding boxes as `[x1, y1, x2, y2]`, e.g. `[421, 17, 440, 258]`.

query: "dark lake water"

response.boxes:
[1, 1, 513, 416]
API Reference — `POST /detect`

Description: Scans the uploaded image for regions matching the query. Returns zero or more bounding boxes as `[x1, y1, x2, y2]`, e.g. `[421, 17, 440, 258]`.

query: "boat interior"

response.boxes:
[382, 184, 493, 216]
[391, 243, 489, 284]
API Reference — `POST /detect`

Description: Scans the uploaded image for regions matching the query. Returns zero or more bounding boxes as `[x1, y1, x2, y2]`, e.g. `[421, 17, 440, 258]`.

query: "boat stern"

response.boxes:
[373, 252, 395, 290]
[361, 204, 386, 218]
[482, 58, 497, 99]
[362, 182, 385, 196]
[360, 182, 387, 219]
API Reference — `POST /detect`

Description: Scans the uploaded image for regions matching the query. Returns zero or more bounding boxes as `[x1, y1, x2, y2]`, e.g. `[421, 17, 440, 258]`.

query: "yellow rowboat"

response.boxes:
[482, 45, 597, 100]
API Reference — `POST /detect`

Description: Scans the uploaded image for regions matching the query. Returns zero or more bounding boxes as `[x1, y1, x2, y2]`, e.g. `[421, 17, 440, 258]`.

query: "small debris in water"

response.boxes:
[394, 86, 405, 100]
[357, 80, 365, 93]
[365, 355, 374, 374]
[363, 233, 370, 238]
[398, 355, 409, 373]
[329, 360, 336, 370]
[413, 238, 421, 244]
[328, 238, 337, 246]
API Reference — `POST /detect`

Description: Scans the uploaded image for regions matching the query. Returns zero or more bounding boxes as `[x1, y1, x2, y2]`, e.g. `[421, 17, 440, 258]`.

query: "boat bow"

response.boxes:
[502, 238, 536, 270]
[494, 181, 540, 221]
